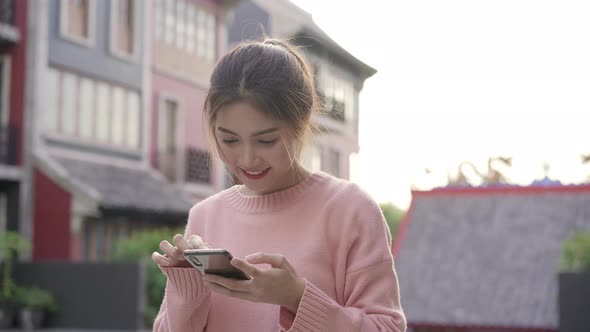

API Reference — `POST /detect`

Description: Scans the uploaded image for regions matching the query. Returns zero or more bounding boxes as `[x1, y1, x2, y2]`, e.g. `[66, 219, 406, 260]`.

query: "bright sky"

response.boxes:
[291, 0, 590, 209]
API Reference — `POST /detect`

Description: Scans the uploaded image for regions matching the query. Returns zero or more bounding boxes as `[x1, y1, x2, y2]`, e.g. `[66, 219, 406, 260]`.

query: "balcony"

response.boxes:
[185, 148, 211, 184]
[318, 92, 345, 122]
[0, 123, 18, 166]
[0, 0, 20, 45]
[156, 147, 212, 184]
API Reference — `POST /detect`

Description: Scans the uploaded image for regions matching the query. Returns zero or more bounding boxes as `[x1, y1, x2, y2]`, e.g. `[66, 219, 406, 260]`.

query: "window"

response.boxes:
[45, 68, 59, 132]
[196, 9, 206, 58]
[61, 72, 77, 135]
[205, 13, 216, 61]
[321, 71, 355, 122]
[164, 0, 175, 44]
[45, 68, 141, 149]
[96, 82, 110, 142]
[329, 149, 340, 177]
[186, 5, 196, 53]
[127, 92, 140, 148]
[60, 0, 95, 45]
[112, 87, 125, 145]
[311, 145, 323, 173]
[0, 56, 10, 128]
[175, 0, 186, 49]
[158, 99, 179, 182]
[195, 9, 215, 60]
[154, 0, 164, 40]
[79, 78, 94, 139]
[112, 0, 136, 56]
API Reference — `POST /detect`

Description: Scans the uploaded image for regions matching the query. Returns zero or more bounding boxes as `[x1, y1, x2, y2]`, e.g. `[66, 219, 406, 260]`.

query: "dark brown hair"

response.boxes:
[203, 39, 319, 161]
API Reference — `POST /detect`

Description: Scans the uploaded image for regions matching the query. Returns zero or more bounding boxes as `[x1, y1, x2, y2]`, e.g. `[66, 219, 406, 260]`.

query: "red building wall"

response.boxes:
[0, 0, 28, 166]
[33, 169, 72, 260]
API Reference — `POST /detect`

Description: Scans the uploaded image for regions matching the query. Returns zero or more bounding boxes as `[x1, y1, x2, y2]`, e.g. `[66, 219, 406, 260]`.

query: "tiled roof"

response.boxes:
[395, 186, 590, 329]
[55, 156, 194, 219]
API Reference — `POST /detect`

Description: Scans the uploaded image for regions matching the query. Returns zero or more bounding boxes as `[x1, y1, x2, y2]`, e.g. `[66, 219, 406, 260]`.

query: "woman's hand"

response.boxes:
[151, 234, 210, 268]
[202, 253, 306, 314]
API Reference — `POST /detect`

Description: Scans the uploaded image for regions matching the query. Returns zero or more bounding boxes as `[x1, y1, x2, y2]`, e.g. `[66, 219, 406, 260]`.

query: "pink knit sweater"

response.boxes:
[154, 172, 406, 332]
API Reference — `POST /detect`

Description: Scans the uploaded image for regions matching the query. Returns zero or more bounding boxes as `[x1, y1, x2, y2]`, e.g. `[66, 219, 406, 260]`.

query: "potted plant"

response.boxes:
[0, 231, 30, 328]
[14, 286, 58, 329]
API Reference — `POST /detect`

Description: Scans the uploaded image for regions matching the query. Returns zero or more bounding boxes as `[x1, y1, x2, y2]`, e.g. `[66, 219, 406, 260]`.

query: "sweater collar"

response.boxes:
[222, 172, 330, 213]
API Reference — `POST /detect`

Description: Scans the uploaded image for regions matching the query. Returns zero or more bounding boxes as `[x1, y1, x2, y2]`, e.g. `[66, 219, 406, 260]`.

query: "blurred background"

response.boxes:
[0, 0, 589, 331]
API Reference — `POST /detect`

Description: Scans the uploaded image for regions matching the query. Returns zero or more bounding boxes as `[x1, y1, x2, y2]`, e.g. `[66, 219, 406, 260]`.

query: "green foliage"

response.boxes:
[14, 286, 58, 313]
[561, 229, 590, 272]
[379, 203, 406, 243]
[0, 231, 31, 302]
[111, 227, 183, 327]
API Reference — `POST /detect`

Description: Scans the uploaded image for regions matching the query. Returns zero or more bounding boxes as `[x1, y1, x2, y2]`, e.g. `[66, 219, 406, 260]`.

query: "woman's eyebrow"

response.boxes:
[217, 127, 279, 136]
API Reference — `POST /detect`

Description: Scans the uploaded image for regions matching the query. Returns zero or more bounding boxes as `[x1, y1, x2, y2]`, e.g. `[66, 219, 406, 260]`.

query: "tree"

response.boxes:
[379, 203, 406, 244]
[561, 229, 590, 272]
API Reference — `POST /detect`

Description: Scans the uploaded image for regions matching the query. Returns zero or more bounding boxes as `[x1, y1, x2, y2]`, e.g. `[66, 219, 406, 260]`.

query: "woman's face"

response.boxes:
[214, 102, 300, 195]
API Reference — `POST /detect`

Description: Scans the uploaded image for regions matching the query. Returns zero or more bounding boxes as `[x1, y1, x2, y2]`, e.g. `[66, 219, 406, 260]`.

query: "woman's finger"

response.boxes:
[188, 234, 209, 249]
[152, 252, 170, 267]
[246, 253, 292, 270]
[173, 234, 192, 252]
[159, 240, 184, 261]
[231, 258, 260, 278]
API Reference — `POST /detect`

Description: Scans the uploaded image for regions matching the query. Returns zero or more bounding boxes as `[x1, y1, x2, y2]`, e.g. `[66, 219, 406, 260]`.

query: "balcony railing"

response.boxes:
[318, 92, 345, 122]
[0, 124, 18, 166]
[185, 148, 211, 184]
[0, 0, 19, 44]
[157, 147, 212, 184]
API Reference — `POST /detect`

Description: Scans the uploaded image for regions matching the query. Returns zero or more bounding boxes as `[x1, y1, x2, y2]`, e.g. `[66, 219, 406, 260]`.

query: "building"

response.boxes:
[0, 0, 27, 240]
[23, 0, 235, 261]
[394, 184, 590, 332]
[228, 0, 376, 180]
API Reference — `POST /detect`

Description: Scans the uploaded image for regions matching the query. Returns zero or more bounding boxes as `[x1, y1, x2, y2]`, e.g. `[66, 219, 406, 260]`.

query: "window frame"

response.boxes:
[109, 0, 140, 62]
[59, 0, 97, 48]
[157, 93, 185, 184]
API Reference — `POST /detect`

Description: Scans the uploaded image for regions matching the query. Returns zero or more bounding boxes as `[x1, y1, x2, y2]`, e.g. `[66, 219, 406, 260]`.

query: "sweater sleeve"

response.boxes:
[280, 185, 407, 332]
[280, 260, 406, 332]
[153, 205, 212, 331]
[152, 267, 212, 331]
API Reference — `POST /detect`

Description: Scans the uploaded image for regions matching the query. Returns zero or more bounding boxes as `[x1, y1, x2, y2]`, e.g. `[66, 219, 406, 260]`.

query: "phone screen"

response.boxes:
[183, 249, 250, 280]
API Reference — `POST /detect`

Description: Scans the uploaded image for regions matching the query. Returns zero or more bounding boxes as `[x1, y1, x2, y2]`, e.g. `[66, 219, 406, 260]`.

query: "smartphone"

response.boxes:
[183, 249, 250, 280]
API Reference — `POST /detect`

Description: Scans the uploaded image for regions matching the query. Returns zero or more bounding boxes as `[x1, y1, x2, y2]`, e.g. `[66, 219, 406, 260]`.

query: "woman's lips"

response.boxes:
[241, 167, 271, 180]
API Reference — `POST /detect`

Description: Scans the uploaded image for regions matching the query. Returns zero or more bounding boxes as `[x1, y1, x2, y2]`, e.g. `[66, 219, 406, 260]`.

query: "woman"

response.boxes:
[151, 39, 406, 332]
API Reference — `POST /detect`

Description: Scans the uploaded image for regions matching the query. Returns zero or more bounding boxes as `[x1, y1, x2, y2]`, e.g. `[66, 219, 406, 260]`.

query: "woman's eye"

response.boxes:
[223, 139, 238, 144]
[259, 139, 278, 145]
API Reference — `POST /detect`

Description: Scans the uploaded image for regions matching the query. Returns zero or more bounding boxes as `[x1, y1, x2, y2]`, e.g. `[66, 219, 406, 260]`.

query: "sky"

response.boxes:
[290, 0, 590, 209]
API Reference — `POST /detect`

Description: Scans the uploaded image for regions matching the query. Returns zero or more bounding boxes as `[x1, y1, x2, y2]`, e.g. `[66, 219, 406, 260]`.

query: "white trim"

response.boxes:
[59, 0, 97, 48]
[0, 165, 22, 180]
[43, 132, 142, 158]
[0, 55, 11, 127]
[157, 93, 185, 185]
[42, 144, 145, 171]
[109, 0, 141, 63]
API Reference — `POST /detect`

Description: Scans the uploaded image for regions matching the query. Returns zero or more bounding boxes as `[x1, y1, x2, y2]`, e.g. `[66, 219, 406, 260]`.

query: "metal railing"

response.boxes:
[0, 124, 18, 165]
[0, 0, 15, 26]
